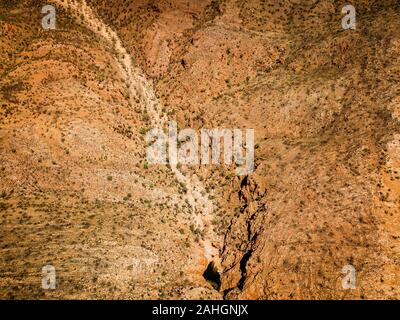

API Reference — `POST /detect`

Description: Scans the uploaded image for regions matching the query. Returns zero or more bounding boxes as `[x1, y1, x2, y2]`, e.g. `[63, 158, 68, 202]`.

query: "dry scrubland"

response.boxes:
[1, 0, 400, 299]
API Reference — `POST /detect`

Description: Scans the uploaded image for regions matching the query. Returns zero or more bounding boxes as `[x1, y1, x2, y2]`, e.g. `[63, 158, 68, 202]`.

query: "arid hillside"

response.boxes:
[1, 0, 400, 299]
[0, 0, 220, 299]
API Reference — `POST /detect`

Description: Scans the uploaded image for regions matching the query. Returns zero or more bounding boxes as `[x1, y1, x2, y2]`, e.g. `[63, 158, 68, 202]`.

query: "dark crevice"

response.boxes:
[203, 261, 221, 291]
[237, 249, 253, 290]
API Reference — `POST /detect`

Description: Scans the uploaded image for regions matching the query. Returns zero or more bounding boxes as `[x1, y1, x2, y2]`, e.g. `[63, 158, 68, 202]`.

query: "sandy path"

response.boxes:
[54, 0, 218, 260]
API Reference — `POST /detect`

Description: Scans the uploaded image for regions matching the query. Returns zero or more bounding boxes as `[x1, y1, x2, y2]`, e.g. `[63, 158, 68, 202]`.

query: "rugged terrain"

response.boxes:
[1, 0, 400, 299]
